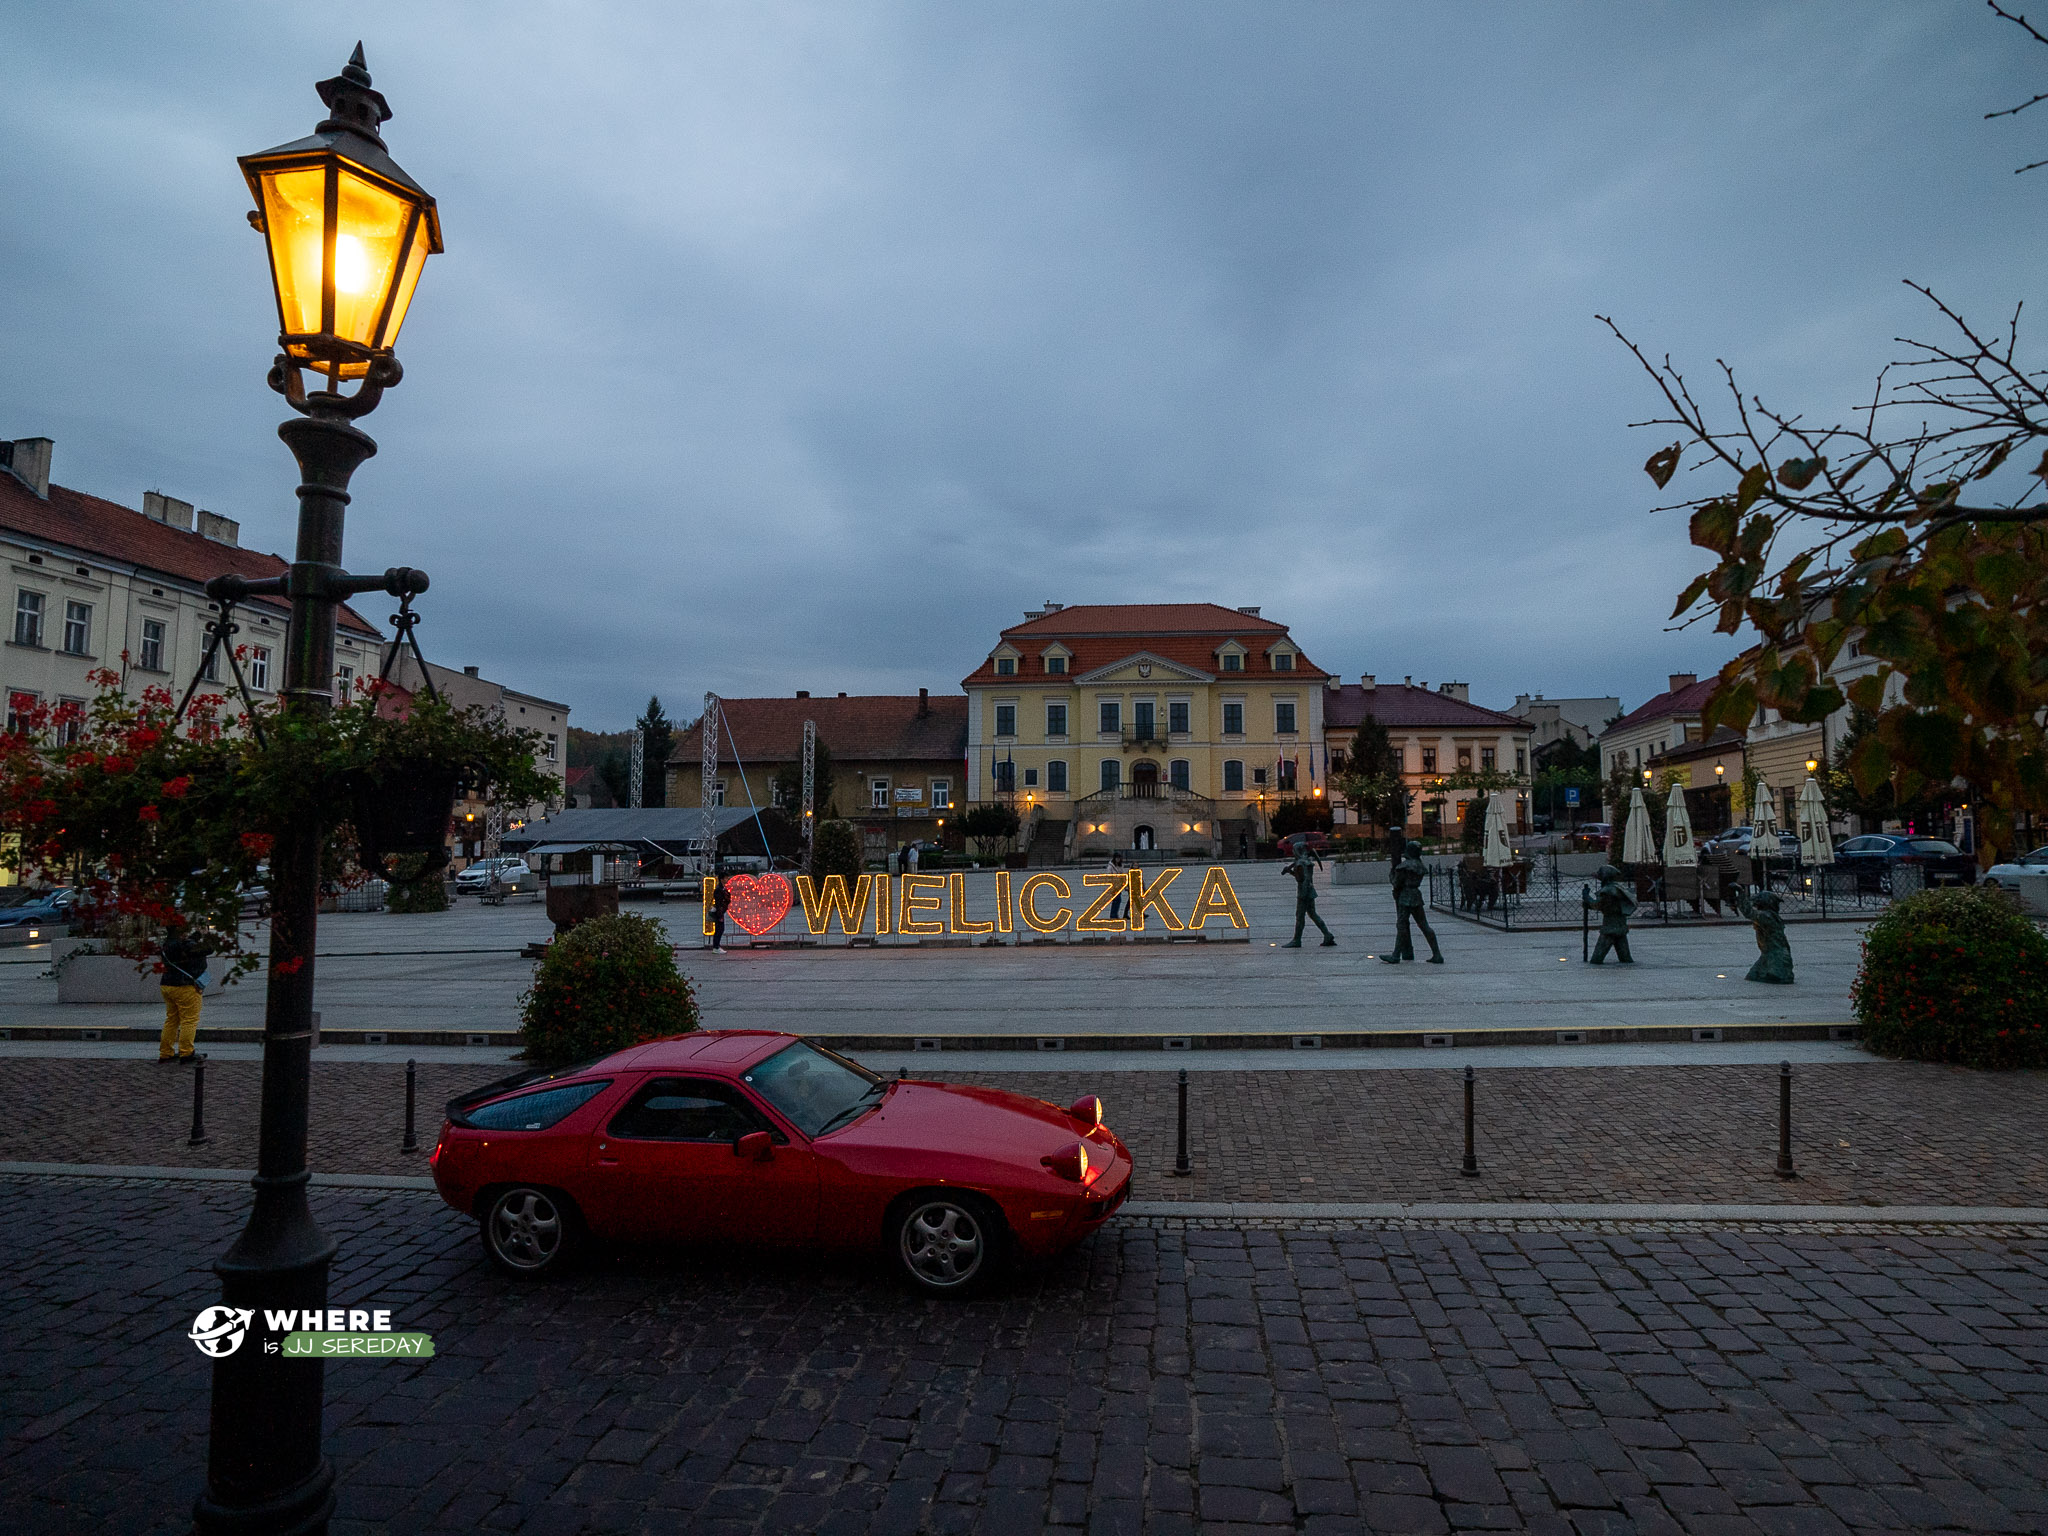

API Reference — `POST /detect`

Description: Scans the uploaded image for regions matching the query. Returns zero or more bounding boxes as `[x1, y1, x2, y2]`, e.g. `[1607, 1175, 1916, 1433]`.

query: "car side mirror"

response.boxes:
[735, 1130, 774, 1162]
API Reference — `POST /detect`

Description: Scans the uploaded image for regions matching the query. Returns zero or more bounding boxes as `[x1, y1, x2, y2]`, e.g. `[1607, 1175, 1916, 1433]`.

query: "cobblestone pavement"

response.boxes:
[4, 1177, 2046, 1535]
[4, 1056, 2045, 1207]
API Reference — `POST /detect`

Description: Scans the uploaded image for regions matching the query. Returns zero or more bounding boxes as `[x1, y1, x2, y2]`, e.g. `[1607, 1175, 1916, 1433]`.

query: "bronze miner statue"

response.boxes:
[1729, 884, 1794, 983]
[1382, 838, 1444, 964]
[1283, 843, 1336, 948]
[1582, 863, 1636, 964]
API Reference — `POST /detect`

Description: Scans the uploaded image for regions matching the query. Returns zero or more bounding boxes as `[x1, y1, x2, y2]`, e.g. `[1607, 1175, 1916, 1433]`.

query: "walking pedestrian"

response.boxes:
[158, 921, 209, 1062]
[711, 868, 731, 953]
[906, 841, 920, 873]
[1109, 850, 1127, 921]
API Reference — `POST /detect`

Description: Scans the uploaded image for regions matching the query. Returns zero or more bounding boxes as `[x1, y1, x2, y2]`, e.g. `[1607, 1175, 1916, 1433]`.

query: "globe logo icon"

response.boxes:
[189, 1306, 254, 1358]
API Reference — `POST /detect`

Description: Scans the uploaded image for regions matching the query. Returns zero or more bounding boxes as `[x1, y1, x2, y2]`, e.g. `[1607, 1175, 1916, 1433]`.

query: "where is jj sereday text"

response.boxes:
[706, 867, 1250, 938]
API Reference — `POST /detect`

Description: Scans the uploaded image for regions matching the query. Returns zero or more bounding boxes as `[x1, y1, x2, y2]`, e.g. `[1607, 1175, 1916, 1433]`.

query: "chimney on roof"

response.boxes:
[2, 438, 52, 500]
[1438, 681, 1469, 702]
[1236, 605, 1261, 617]
[143, 491, 195, 531]
[837, 691, 847, 698]
[1668, 672, 1697, 693]
[795, 690, 809, 698]
[463, 665, 480, 677]
[1043, 600, 1063, 611]
[917, 687, 930, 717]
[1360, 674, 1376, 691]
[1404, 675, 1413, 686]
[196, 510, 239, 546]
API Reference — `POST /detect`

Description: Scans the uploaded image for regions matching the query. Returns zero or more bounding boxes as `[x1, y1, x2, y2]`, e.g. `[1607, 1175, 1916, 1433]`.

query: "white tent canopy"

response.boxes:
[1622, 786, 1656, 865]
[1663, 791, 1699, 867]
[1796, 775, 1834, 865]
[1482, 791, 1514, 867]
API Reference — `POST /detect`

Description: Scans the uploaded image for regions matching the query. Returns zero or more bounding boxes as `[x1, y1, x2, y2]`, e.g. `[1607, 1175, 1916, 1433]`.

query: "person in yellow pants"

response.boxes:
[158, 924, 210, 1063]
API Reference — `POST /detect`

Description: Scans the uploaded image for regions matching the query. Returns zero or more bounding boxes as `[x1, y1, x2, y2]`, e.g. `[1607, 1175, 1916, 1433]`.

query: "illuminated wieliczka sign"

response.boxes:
[705, 867, 1249, 939]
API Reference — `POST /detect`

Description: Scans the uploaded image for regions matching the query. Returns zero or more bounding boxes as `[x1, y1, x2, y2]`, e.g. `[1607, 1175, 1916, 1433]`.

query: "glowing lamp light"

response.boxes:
[239, 46, 443, 381]
[1642, 768, 1652, 783]
[1806, 758, 1820, 774]
[1715, 764, 1725, 778]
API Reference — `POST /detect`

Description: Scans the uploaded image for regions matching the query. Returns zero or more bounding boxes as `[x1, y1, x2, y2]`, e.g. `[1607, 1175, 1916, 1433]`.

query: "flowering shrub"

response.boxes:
[1851, 886, 2048, 1068]
[0, 668, 550, 980]
[519, 912, 698, 1069]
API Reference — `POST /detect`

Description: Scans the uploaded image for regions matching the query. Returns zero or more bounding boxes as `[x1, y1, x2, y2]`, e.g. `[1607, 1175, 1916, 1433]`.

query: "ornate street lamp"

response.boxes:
[195, 46, 439, 1536]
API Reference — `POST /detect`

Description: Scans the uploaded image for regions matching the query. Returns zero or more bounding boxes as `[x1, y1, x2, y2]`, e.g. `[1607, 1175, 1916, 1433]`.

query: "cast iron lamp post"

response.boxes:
[194, 47, 441, 1536]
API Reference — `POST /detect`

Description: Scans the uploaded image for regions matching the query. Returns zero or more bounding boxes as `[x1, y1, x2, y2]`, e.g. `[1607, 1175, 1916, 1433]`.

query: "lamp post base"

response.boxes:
[193, 1461, 335, 1536]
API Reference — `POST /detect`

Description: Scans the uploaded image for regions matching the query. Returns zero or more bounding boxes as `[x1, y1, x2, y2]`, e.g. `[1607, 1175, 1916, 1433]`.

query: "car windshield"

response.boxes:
[1910, 840, 1963, 855]
[742, 1041, 883, 1138]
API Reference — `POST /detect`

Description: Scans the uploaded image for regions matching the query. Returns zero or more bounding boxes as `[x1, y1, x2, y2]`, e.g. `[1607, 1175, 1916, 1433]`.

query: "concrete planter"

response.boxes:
[57, 952, 163, 1004]
[1333, 861, 1389, 885]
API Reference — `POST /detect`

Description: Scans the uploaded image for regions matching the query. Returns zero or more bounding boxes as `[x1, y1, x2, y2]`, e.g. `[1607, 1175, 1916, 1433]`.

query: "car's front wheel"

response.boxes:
[482, 1186, 577, 1277]
[891, 1192, 1001, 1295]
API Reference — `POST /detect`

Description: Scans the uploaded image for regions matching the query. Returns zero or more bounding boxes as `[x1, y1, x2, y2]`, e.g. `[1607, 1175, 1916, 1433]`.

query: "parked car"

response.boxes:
[1832, 834, 1978, 892]
[237, 883, 270, 919]
[1572, 823, 1612, 851]
[0, 886, 73, 929]
[1702, 827, 1801, 861]
[1982, 846, 2048, 891]
[454, 858, 530, 892]
[431, 1031, 1132, 1294]
[1279, 832, 1333, 855]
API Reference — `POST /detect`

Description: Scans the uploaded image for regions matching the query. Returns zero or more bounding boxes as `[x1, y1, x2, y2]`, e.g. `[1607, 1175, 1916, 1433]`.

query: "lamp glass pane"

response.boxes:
[258, 165, 328, 340]
[331, 166, 412, 352]
[378, 217, 431, 350]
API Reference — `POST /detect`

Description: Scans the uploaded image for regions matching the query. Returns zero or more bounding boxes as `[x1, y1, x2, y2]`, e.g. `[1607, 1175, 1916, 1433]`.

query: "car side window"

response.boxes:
[1839, 838, 1874, 853]
[608, 1077, 768, 1142]
[465, 1080, 610, 1132]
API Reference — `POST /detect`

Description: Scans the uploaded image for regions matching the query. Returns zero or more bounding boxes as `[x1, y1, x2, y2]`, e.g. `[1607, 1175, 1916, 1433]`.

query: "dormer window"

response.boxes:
[1221, 653, 1242, 672]
[995, 657, 1016, 676]
[1045, 655, 1066, 675]
[1272, 652, 1295, 672]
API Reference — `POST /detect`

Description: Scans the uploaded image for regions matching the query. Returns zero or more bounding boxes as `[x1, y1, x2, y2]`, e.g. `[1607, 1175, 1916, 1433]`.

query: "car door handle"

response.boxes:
[597, 1156, 619, 1166]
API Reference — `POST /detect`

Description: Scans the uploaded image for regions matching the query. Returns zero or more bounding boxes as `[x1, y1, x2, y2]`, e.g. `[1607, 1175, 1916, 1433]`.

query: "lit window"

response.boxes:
[1223, 759, 1244, 793]
[1273, 652, 1294, 672]
[13, 589, 44, 647]
[1045, 655, 1066, 675]
[139, 619, 166, 672]
[1170, 759, 1190, 791]
[1099, 701, 1120, 733]
[995, 656, 1015, 676]
[1275, 701, 1297, 735]
[995, 704, 1016, 738]
[1045, 702, 1067, 737]
[1221, 652, 1242, 672]
[1047, 760, 1068, 793]
[931, 780, 951, 809]
[1223, 702, 1244, 736]
[1169, 701, 1189, 734]
[1099, 759, 1121, 792]
[62, 601, 91, 655]
[870, 778, 890, 809]
[249, 646, 272, 692]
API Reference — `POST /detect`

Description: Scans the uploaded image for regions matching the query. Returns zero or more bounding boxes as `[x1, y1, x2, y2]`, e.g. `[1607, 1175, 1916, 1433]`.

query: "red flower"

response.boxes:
[161, 776, 192, 799]
[137, 805, 161, 822]
[274, 956, 305, 977]
[240, 832, 274, 856]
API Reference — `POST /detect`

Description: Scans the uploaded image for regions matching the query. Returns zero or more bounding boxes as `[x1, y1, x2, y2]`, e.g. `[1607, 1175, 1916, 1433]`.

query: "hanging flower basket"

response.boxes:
[349, 761, 464, 877]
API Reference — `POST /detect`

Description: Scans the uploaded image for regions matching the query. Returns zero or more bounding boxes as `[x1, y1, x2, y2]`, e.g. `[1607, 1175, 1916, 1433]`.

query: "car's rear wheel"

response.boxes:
[482, 1185, 577, 1277]
[891, 1192, 1001, 1295]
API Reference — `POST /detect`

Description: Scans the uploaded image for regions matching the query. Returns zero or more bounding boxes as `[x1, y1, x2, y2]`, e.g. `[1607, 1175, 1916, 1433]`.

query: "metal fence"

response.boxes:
[1428, 857, 1916, 931]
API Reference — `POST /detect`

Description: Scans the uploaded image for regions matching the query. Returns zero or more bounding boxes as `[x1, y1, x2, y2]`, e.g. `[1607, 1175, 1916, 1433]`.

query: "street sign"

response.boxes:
[1565, 787, 1580, 805]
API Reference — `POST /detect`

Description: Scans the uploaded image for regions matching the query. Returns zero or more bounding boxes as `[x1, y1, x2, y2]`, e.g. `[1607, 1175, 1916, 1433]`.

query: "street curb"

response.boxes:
[3, 1163, 2043, 1223]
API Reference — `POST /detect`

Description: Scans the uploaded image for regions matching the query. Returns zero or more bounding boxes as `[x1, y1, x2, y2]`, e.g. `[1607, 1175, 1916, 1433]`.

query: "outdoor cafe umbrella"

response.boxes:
[1663, 789, 1699, 867]
[1482, 790, 1514, 868]
[1797, 774, 1834, 865]
[1750, 775, 1781, 838]
[1622, 786, 1656, 865]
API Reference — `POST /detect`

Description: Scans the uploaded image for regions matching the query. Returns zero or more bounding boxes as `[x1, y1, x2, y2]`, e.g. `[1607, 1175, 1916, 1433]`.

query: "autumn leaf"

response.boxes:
[1735, 462, 1771, 512]
[1643, 442, 1682, 489]
[1690, 500, 1738, 553]
[1775, 456, 1827, 490]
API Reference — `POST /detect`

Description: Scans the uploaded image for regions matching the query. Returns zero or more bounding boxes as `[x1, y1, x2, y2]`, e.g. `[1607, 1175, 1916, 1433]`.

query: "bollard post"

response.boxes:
[898, 1066, 907, 1081]
[187, 1056, 209, 1147]
[1173, 1067, 1191, 1176]
[1460, 1065, 1479, 1177]
[1775, 1060, 1797, 1179]
[401, 1058, 419, 1154]
[1581, 885, 1590, 963]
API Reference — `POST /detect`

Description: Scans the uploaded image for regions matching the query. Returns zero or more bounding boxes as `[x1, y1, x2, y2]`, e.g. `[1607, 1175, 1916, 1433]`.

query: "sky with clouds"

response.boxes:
[2, 2, 2041, 728]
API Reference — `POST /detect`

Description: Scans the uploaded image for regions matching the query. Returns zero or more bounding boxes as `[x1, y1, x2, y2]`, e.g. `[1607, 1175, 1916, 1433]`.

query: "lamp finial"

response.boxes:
[316, 44, 392, 145]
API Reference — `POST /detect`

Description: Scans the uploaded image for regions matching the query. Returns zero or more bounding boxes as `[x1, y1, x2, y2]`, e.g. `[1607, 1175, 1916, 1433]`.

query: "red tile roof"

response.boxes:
[668, 694, 968, 768]
[962, 603, 1327, 685]
[1603, 676, 1719, 737]
[0, 474, 381, 637]
[1322, 683, 1526, 732]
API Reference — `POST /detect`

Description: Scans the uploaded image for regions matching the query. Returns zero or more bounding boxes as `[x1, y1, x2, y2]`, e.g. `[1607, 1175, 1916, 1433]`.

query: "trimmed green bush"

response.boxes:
[1851, 886, 2048, 1068]
[385, 853, 449, 913]
[811, 819, 865, 882]
[519, 911, 698, 1069]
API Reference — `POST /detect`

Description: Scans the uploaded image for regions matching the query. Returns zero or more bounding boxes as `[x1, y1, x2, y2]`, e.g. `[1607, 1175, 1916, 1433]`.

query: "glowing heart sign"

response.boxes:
[725, 873, 793, 935]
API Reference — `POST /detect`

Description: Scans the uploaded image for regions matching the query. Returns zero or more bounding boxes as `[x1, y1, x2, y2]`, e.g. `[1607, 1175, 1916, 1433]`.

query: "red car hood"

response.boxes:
[826, 1081, 1107, 1163]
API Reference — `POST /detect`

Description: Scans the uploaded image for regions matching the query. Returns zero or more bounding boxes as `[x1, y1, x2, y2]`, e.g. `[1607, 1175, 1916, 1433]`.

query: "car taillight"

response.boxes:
[428, 1137, 443, 1168]
[1042, 1140, 1099, 1183]
[1068, 1095, 1103, 1128]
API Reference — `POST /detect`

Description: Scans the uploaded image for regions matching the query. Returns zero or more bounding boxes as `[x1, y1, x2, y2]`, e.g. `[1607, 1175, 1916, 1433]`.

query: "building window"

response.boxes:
[139, 618, 166, 672]
[1274, 701, 1297, 735]
[870, 778, 890, 809]
[1047, 760, 1068, 793]
[13, 590, 44, 647]
[1098, 701, 1120, 733]
[930, 779, 951, 809]
[1279, 759, 1298, 791]
[545, 735, 559, 762]
[1422, 748, 1437, 772]
[1023, 767, 1039, 787]
[1169, 701, 1189, 734]
[1252, 766, 1268, 787]
[713, 779, 728, 807]
[995, 656, 1016, 676]
[56, 697, 86, 745]
[1170, 759, 1190, 791]
[1133, 700, 1155, 738]
[6, 690, 38, 734]
[1099, 758, 1120, 792]
[993, 761, 1015, 792]
[1222, 702, 1244, 736]
[61, 600, 91, 655]
[1515, 749, 1526, 774]
[1481, 748, 1495, 771]
[1223, 759, 1245, 793]
[995, 704, 1016, 738]
[1273, 652, 1294, 672]
[201, 644, 220, 683]
[249, 646, 272, 692]
[336, 662, 354, 698]
[1221, 652, 1242, 672]
[1045, 702, 1067, 737]
[1045, 655, 1066, 674]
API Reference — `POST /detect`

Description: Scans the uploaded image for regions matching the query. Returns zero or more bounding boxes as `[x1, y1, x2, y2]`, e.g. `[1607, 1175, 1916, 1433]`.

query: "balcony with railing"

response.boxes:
[1072, 782, 1221, 812]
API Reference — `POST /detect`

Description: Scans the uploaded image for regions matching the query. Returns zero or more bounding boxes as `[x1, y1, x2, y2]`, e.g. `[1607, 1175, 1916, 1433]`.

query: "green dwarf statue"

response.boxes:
[1729, 885, 1794, 983]
[1282, 843, 1336, 948]
[1582, 863, 1636, 964]
[1382, 838, 1443, 964]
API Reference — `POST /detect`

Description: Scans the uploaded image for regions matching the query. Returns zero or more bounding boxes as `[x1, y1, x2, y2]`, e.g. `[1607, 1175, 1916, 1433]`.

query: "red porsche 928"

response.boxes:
[430, 1031, 1133, 1294]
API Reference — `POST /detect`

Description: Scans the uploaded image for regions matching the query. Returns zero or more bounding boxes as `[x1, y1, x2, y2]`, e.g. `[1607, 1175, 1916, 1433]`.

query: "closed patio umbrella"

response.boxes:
[1749, 775, 1780, 838]
[1796, 774, 1834, 865]
[1622, 786, 1656, 865]
[1663, 789, 1699, 867]
[1482, 791, 1514, 868]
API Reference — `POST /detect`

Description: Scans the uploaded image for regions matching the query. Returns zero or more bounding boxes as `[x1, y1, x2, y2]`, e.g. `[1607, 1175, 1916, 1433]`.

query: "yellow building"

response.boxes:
[961, 603, 1330, 861]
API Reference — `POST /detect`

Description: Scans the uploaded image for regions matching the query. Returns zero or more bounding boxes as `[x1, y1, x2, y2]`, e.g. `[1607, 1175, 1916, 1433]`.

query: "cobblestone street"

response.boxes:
[4, 1176, 2046, 1535]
